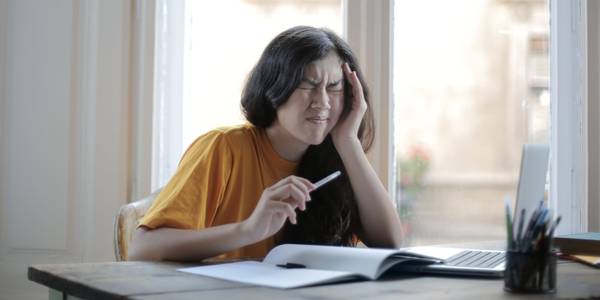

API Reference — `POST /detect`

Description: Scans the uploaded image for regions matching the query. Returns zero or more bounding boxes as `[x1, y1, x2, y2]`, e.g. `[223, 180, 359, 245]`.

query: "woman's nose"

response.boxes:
[310, 89, 331, 109]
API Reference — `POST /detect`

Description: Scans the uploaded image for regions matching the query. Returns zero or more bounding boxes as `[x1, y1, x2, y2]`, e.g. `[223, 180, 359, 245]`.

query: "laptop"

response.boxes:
[393, 144, 550, 278]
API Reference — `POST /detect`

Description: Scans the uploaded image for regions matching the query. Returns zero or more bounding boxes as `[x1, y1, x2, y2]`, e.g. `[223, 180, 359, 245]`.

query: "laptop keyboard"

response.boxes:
[444, 250, 505, 268]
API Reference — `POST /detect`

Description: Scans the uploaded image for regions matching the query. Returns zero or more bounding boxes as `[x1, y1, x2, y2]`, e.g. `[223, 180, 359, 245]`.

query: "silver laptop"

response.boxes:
[393, 144, 550, 278]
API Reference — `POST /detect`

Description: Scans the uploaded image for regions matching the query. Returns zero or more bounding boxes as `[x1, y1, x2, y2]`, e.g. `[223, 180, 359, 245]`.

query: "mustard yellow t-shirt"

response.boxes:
[139, 124, 298, 260]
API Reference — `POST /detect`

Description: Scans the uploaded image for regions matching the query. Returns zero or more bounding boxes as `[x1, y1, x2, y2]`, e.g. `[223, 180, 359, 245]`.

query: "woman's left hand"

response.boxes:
[331, 62, 367, 148]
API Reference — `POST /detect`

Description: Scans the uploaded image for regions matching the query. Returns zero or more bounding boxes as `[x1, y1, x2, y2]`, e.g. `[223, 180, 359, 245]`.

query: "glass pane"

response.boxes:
[182, 0, 342, 151]
[393, 0, 549, 246]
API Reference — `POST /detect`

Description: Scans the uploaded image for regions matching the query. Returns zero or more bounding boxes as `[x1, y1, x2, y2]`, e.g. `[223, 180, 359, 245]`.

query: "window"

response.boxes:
[182, 0, 343, 148]
[150, 0, 594, 235]
[154, 0, 343, 188]
[393, 0, 550, 245]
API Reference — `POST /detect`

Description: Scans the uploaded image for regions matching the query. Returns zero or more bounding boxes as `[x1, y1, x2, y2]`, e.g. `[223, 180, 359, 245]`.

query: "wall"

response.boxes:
[0, 1, 134, 299]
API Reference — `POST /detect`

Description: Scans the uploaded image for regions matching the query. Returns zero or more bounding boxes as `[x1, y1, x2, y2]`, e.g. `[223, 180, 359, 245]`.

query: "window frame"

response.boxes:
[588, 0, 600, 232]
[344, 0, 396, 204]
[136, 0, 599, 233]
[130, 0, 157, 201]
[549, 0, 597, 234]
[348, 0, 598, 233]
[151, 0, 185, 191]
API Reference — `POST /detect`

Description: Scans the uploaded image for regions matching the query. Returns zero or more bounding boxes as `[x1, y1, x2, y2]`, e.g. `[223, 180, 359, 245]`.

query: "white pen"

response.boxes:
[312, 170, 342, 191]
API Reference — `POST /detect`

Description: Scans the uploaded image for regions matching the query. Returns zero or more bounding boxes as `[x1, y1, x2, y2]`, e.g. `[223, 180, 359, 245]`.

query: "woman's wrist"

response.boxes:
[333, 136, 363, 156]
[238, 219, 263, 246]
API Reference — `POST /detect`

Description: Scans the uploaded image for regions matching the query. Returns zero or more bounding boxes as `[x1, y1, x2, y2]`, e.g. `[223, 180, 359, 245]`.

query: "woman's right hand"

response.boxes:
[242, 175, 316, 243]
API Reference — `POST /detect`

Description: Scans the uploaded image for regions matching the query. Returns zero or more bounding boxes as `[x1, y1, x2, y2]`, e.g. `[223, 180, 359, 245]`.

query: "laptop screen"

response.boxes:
[513, 144, 550, 231]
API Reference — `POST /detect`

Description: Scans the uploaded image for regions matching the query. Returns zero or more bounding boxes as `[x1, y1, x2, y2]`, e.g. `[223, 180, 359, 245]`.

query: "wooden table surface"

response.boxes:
[28, 258, 600, 300]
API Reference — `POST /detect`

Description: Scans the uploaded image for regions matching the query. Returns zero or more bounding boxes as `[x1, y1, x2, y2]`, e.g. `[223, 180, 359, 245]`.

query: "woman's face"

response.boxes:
[275, 51, 345, 146]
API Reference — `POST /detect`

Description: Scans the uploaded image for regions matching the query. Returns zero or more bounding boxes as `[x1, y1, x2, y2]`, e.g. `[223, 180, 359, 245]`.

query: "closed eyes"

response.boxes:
[327, 80, 343, 92]
[298, 79, 343, 92]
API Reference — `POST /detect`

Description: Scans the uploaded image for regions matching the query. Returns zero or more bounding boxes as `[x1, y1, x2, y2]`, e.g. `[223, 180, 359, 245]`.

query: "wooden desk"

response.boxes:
[28, 258, 600, 300]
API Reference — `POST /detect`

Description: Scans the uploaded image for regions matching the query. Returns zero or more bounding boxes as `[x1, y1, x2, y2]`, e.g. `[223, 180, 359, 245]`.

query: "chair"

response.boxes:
[113, 188, 162, 261]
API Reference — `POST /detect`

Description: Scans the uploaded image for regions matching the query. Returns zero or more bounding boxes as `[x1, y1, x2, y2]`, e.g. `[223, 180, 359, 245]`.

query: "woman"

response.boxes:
[129, 26, 403, 261]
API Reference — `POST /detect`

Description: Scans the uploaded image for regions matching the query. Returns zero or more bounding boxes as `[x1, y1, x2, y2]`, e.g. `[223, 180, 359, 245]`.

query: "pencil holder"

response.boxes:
[504, 249, 557, 293]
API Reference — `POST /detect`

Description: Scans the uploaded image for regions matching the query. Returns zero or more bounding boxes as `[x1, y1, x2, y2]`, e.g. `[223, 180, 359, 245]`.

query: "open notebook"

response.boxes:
[179, 244, 508, 288]
[178, 244, 440, 288]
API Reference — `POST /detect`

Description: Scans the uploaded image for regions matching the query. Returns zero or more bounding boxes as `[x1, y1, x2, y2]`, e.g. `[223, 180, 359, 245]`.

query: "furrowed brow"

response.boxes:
[302, 78, 320, 86]
[327, 79, 342, 87]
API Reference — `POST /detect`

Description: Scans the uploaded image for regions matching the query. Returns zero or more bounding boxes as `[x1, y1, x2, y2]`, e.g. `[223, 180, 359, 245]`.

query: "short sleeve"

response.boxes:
[139, 130, 233, 230]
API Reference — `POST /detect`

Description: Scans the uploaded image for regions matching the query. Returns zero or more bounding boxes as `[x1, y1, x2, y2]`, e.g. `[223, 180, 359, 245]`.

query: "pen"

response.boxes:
[276, 262, 306, 269]
[547, 215, 561, 238]
[521, 201, 544, 251]
[516, 208, 525, 247]
[504, 196, 514, 249]
[312, 171, 342, 191]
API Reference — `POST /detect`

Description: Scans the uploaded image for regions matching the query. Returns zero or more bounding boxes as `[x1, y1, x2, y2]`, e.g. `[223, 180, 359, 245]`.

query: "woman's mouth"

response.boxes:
[306, 117, 329, 124]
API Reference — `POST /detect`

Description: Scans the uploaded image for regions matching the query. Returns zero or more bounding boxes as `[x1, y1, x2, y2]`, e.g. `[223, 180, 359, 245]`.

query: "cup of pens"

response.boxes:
[504, 199, 561, 294]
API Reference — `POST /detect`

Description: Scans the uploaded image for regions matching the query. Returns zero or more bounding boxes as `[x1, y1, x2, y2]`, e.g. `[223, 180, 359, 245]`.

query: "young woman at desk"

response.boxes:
[129, 26, 403, 261]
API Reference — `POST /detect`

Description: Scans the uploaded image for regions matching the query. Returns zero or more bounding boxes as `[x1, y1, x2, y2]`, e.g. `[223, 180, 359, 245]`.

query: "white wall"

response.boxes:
[0, 0, 135, 299]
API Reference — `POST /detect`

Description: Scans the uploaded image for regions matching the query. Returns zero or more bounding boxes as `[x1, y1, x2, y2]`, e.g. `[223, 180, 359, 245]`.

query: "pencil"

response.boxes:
[504, 197, 514, 249]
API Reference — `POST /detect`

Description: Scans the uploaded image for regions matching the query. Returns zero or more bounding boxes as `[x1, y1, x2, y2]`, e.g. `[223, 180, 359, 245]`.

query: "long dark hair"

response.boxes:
[241, 26, 374, 246]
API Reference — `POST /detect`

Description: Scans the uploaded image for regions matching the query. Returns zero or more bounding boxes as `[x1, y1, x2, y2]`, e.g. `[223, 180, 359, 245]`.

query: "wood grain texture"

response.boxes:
[28, 261, 248, 300]
[28, 259, 600, 300]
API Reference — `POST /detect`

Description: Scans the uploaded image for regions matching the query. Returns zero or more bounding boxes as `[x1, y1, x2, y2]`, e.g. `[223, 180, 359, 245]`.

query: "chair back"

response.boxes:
[113, 188, 162, 261]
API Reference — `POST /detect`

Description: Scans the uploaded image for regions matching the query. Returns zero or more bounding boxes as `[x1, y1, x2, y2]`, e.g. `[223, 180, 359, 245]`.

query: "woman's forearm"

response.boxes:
[128, 221, 255, 261]
[336, 138, 404, 248]
[129, 174, 315, 262]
